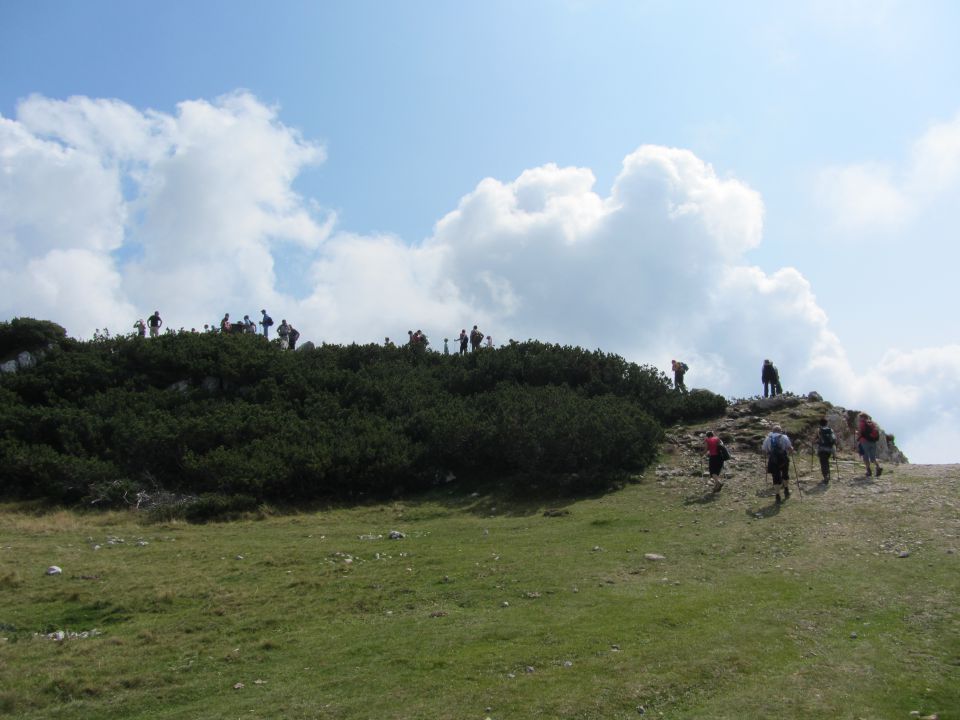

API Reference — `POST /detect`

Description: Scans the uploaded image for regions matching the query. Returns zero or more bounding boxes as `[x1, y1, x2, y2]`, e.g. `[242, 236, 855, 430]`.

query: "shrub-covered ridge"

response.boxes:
[0, 319, 726, 506]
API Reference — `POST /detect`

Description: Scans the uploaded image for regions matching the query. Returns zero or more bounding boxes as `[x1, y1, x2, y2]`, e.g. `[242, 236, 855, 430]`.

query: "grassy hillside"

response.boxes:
[1, 405, 956, 719]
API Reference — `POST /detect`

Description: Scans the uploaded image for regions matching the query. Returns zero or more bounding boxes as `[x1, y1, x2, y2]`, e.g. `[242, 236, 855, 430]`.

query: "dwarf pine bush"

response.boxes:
[0, 323, 725, 507]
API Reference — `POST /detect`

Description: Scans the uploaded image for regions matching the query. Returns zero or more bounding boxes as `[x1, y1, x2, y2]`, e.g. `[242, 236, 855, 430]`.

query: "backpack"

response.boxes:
[818, 426, 836, 448]
[680, 362, 689, 373]
[718, 443, 731, 462]
[863, 420, 880, 442]
[769, 433, 787, 463]
[262, 315, 273, 327]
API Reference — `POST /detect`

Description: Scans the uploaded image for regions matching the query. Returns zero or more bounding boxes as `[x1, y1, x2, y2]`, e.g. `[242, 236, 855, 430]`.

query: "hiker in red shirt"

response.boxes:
[704, 430, 726, 493]
[857, 413, 883, 478]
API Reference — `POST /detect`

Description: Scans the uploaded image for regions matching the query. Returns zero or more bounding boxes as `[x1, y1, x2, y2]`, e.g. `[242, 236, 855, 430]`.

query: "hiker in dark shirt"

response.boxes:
[813, 418, 837, 483]
[458, 329, 469, 355]
[762, 359, 782, 397]
[147, 311, 162, 338]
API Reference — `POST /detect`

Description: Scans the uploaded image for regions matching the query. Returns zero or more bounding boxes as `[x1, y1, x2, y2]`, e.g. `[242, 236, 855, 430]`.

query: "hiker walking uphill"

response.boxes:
[671, 359, 688, 392]
[857, 413, 883, 478]
[762, 359, 782, 397]
[813, 418, 837, 483]
[704, 431, 728, 493]
[762, 424, 794, 504]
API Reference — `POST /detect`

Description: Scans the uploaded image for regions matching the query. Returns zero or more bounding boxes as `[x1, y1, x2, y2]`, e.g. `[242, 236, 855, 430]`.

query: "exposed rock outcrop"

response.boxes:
[668, 393, 907, 464]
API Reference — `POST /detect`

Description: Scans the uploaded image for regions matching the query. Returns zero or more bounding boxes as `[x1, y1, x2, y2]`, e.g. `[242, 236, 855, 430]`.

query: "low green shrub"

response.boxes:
[0, 326, 724, 505]
[0, 317, 66, 359]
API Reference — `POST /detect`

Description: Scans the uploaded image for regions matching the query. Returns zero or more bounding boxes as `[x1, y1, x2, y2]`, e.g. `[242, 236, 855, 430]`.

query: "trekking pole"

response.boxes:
[834, 451, 841, 482]
[792, 458, 804, 499]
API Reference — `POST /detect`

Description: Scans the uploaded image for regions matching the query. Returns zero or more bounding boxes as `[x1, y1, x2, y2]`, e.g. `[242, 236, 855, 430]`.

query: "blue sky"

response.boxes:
[1, 1, 958, 461]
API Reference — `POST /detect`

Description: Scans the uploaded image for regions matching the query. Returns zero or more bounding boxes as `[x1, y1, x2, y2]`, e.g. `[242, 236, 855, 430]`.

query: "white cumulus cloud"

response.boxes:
[818, 110, 960, 235]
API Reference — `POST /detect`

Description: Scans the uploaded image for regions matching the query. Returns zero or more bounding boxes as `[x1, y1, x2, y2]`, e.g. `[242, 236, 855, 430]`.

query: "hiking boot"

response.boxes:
[775, 494, 782, 504]
[823, 475, 830, 484]
[784, 486, 791, 499]
[876, 467, 883, 477]
[866, 469, 873, 477]
[711, 480, 724, 493]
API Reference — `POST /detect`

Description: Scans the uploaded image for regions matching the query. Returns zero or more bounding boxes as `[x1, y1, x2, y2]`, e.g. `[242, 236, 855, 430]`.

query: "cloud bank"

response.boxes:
[1, 93, 957, 461]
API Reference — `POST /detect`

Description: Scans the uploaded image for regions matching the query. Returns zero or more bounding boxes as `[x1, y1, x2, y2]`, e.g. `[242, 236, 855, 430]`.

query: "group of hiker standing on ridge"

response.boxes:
[132, 309, 301, 350]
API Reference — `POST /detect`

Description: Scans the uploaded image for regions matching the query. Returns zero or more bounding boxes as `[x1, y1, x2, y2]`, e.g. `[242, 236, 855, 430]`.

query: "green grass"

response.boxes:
[1, 462, 958, 719]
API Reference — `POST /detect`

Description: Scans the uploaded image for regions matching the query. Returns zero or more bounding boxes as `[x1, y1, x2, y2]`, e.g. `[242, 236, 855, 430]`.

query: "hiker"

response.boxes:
[704, 430, 727, 493]
[671, 359, 688, 392]
[443, 338, 450, 355]
[147, 311, 162, 338]
[813, 418, 837, 483]
[762, 359, 782, 397]
[415, 329, 429, 348]
[277, 319, 291, 349]
[133, 319, 146, 338]
[762, 424, 794, 504]
[220, 313, 232, 333]
[470, 325, 483, 352]
[485, 335, 494, 349]
[260, 309, 274, 338]
[384, 337, 393, 347]
[458, 329, 469, 355]
[856, 413, 883, 478]
[288, 325, 300, 350]
[242, 315, 256, 333]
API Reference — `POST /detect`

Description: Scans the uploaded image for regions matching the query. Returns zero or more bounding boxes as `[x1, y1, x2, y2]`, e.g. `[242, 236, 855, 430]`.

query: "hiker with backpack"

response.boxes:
[458, 329, 469, 355]
[813, 418, 837, 483]
[761, 359, 782, 397]
[762, 424, 794, 504]
[470, 325, 483, 352]
[671, 359, 688, 392]
[260, 309, 274, 338]
[857, 413, 883, 478]
[704, 430, 729, 493]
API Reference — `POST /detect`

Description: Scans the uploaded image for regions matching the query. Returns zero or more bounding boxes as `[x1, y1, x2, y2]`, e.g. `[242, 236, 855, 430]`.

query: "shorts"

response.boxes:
[768, 457, 789, 484]
[861, 440, 878, 462]
[708, 455, 724, 476]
